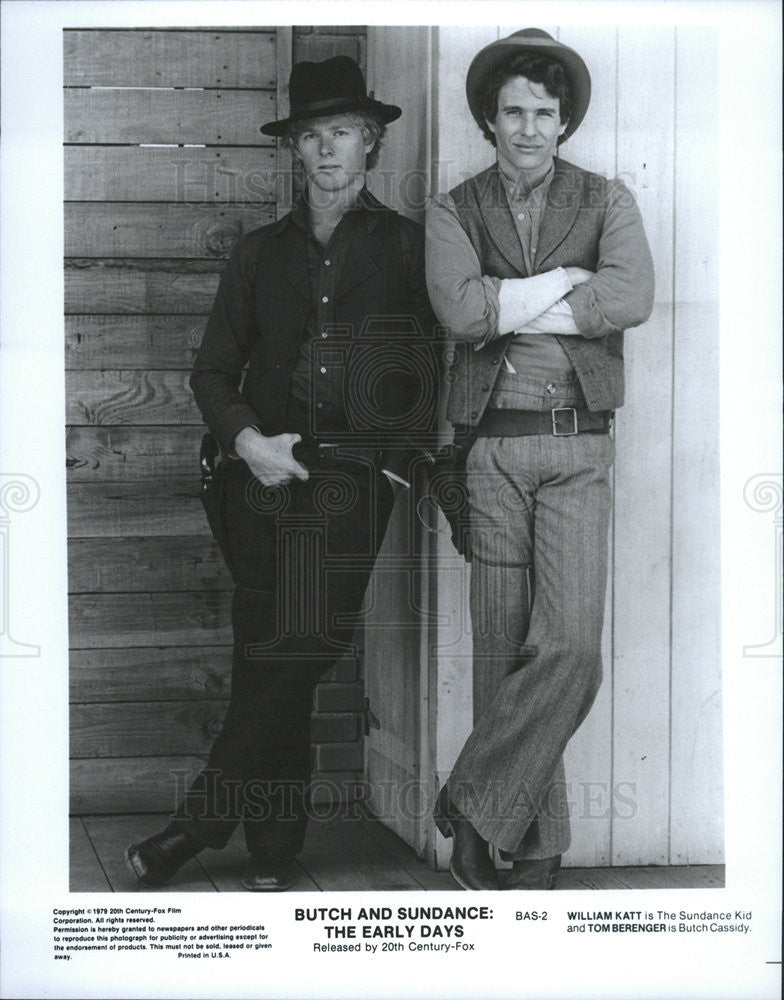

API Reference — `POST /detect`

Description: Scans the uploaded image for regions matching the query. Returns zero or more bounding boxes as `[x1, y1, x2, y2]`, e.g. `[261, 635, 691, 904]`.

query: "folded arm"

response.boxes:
[426, 179, 655, 345]
[425, 193, 577, 346]
[564, 178, 655, 339]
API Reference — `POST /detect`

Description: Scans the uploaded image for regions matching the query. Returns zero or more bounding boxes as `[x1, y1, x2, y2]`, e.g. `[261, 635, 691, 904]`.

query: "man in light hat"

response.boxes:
[126, 56, 436, 891]
[427, 29, 654, 889]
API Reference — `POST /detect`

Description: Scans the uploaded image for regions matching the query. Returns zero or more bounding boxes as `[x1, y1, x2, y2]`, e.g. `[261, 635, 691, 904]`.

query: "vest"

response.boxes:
[445, 159, 626, 425]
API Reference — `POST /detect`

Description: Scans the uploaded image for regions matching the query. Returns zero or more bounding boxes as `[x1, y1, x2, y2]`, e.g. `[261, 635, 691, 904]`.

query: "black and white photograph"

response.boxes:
[0, 2, 781, 999]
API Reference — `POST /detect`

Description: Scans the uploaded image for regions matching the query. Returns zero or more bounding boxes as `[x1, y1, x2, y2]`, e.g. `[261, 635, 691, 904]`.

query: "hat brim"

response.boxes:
[260, 98, 402, 137]
[466, 35, 591, 143]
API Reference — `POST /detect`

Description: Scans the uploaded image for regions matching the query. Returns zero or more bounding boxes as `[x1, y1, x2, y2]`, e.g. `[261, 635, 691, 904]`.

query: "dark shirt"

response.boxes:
[287, 193, 370, 434]
[189, 185, 438, 480]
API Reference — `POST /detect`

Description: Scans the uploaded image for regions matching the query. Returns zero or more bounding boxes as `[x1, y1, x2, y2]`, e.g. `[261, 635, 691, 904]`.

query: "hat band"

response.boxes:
[290, 95, 371, 117]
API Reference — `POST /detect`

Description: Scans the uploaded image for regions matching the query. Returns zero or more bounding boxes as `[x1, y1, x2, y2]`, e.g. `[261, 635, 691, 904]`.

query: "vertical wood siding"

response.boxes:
[420, 25, 722, 867]
[65, 27, 369, 814]
[364, 27, 436, 854]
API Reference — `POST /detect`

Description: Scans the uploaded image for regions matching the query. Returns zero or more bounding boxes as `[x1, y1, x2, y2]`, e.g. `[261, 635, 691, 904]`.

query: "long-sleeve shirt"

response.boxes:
[426, 162, 653, 347]
[425, 157, 655, 421]
[190, 186, 438, 481]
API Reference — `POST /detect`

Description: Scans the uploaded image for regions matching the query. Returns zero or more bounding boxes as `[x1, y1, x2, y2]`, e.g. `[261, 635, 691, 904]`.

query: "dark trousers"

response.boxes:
[174, 447, 394, 855]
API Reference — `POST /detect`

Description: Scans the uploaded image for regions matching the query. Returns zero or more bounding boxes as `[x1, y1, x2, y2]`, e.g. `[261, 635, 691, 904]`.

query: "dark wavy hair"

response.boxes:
[480, 53, 572, 147]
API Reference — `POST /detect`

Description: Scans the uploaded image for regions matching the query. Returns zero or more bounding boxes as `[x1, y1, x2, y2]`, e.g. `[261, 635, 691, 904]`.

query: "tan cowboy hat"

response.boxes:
[466, 28, 591, 143]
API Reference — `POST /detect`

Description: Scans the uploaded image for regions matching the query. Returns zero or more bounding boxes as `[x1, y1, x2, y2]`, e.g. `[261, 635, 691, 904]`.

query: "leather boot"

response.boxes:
[504, 854, 561, 890]
[434, 785, 499, 891]
[125, 823, 203, 887]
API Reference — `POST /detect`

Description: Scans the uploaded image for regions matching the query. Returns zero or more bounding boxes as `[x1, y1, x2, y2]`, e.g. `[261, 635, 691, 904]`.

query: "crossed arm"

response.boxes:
[425, 178, 654, 345]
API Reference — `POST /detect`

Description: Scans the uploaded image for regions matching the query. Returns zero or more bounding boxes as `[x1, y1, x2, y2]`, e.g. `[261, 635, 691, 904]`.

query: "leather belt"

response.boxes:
[461, 407, 613, 438]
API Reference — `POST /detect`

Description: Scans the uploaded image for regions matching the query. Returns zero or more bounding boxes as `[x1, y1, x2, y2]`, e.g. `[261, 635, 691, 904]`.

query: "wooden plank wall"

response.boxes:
[65, 26, 370, 814]
[428, 25, 722, 867]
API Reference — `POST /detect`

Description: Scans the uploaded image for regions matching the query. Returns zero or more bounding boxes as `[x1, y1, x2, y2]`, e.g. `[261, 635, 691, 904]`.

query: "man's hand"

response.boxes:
[233, 427, 309, 486]
[564, 266, 594, 286]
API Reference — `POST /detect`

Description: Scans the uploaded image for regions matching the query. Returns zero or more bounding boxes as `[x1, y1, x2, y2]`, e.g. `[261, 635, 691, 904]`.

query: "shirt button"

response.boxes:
[492, 356, 500, 365]
[546, 383, 556, 394]
[517, 212, 525, 221]
[320, 366, 327, 374]
[321, 332, 328, 339]
[321, 295, 329, 303]
[317, 402, 323, 409]
[482, 384, 490, 392]
[324, 259, 331, 266]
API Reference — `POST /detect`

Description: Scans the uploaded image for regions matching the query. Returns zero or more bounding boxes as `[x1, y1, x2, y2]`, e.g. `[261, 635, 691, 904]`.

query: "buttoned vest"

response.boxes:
[445, 159, 626, 425]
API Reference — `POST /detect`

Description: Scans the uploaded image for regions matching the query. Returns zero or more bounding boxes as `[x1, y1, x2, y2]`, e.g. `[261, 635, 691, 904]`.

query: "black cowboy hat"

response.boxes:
[260, 56, 402, 137]
[466, 28, 591, 143]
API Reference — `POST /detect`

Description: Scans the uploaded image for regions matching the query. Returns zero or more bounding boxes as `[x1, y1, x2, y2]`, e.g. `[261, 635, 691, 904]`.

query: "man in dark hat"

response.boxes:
[125, 56, 436, 891]
[427, 29, 654, 890]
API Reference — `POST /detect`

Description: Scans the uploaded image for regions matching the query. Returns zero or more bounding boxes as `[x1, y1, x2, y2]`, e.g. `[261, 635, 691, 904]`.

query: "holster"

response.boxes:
[199, 432, 233, 571]
[424, 432, 476, 561]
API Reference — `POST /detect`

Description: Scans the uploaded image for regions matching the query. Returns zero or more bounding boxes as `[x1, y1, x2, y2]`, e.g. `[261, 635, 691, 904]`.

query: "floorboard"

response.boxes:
[70, 817, 111, 892]
[558, 867, 634, 891]
[82, 814, 216, 893]
[71, 812, 725, 894]
[585, 864, 725, 890]
[196, 827, 321, 893]
[296, 807, 426, 892]
[361, 809, 459, 891]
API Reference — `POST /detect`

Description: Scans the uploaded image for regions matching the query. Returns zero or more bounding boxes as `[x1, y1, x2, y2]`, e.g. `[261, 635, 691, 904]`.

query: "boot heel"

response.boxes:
[433, 785, 455, 839]
[434, 814, 454, 839]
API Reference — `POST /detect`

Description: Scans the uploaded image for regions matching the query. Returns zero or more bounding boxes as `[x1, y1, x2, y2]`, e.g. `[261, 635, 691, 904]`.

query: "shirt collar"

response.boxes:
[286, 185, 386, 235]
[497, 159, 556, 204]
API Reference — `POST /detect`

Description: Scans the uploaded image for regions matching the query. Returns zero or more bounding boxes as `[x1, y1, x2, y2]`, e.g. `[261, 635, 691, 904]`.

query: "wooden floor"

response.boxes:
[71, 809, 725, 893]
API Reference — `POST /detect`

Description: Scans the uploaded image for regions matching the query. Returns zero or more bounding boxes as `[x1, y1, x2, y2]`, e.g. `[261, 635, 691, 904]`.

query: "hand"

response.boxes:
[564, 266, 594, 285]
[233, 427, 309, 487]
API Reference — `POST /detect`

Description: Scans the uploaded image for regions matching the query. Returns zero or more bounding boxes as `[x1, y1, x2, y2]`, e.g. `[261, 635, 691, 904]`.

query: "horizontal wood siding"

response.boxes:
[64, 89, 275, 145]
[72, 701, 360, 758]
[64, 147, 277, 201]
[68, 591, 234, 648]
[66, 426, 206, 481]
[64, 29, 277, 88]
[70, 757, 208, 814]
[67, 480, 205, 537]
[66, 27, 369, 815]
[65, 316, 205, 369]
[64, 260, 222, 314]
[65, 204, 276, 258]
[66, 371, 201, 425]
[70, 647, 233, 702]
[67, 536, 232, 592]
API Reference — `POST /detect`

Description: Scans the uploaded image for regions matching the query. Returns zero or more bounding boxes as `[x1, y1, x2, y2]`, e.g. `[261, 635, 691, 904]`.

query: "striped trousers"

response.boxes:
[446, 431, 614, 858]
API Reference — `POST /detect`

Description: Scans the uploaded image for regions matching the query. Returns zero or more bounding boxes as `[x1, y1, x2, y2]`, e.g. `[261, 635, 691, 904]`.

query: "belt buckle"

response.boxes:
[552, 407, 578, 436]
